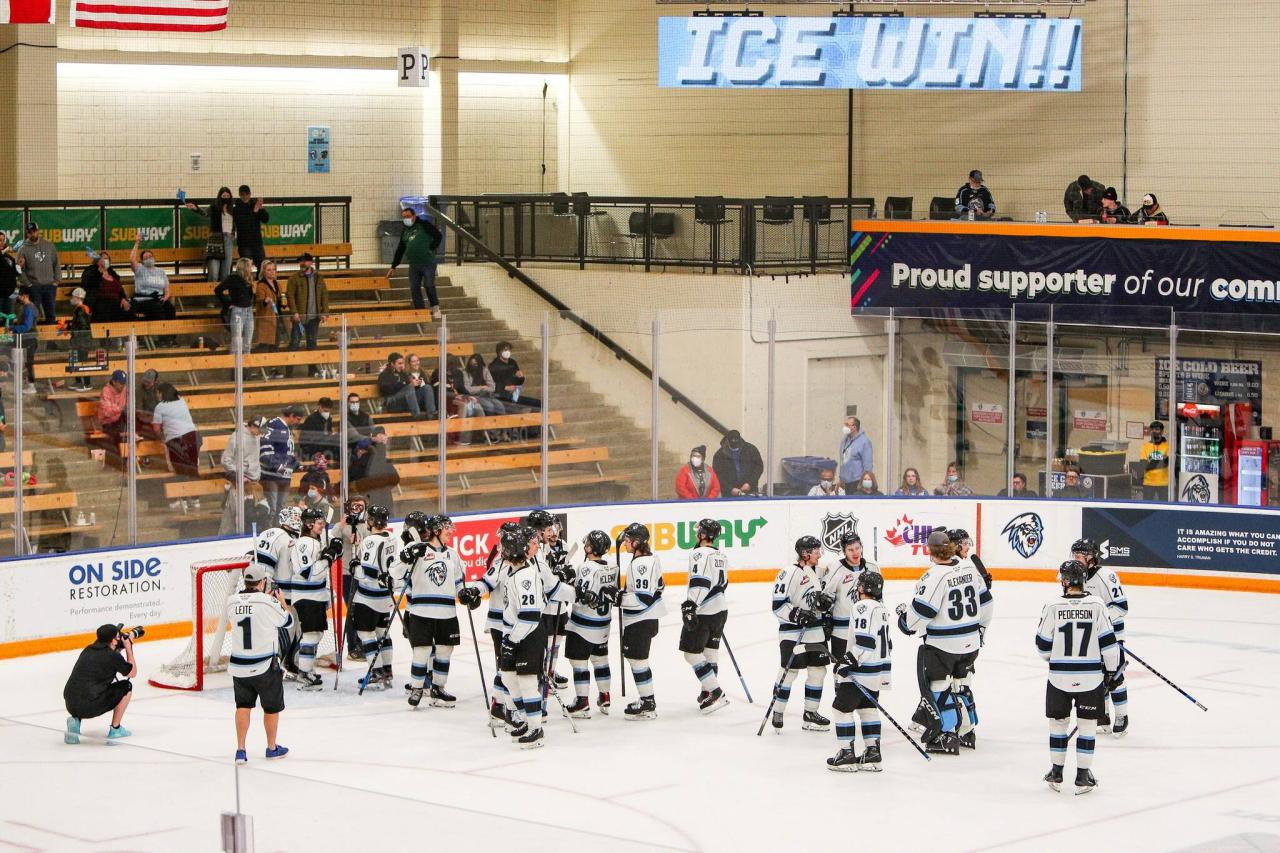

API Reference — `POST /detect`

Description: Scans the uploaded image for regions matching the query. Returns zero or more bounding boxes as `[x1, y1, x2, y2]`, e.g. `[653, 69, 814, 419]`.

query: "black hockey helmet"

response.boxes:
[948, 528, 971, 546]
[426, 514, 454, 538]
[621, 522, 650, 546]
[1059, 559, 1088, 589]
[499, 520, 521, 534]
[366, 505, 390, 527]
[858, 570, 885, 601]
[840, 531, 862, 549]
[525, 509, 556, 531]
[1071, 538, 1100, 562]
[696, 518, 723, 543]
[300, 507, 326, 529]
[500, 526, 532, 563]
[583, 529, 611, 558]
[795, 535, 822, 557]
[402, 510, 429, 541]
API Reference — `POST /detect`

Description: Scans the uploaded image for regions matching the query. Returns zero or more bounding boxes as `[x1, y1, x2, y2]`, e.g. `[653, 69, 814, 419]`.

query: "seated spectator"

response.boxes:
[219, 415, 265, 536]
[298, 452, 334, 501]
[895, 467, 928, 496]
[489, 341, 541, 413]
[1064, 174, 1106, 222]
[65, 287, 93, 391]
[431, 354, 480, 445]
[675, 444, 720, 499]
[298, 396, 339, 464]
[350, 429, 399, 509]
[214, 257, 256, 355]
[5, 287, 38, 395]
[96, 369, 129, 451]
[933, 461, 974, 496]
[1054, 467, 1090, 499]
[152, 382, 203, 499]
[378, 352, 436, 420]
[260, 405, 303, 518]
[1132, 193, 1169, 225]
[136, 369, 161, 439]
[955, 170, 995, 219]
[807, 467, 844, 497]
[345, 392, 373, 448]
[464, 352, 507, 441]
[128, 237, 176, 324]
[82, 252, 131, 325]
[1097, 188, 1130, 225]
[712, 430, 763, 497]
[851, 471, 881, 496]
[997, 471, 1038, 497]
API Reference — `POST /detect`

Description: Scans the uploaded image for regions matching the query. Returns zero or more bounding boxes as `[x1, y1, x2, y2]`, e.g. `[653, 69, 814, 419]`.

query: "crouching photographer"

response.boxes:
[62, 624, 142, 744]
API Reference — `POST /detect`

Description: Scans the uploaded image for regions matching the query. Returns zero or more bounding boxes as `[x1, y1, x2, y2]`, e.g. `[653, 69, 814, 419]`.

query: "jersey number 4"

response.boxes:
[1058, 621, 1093, 657]
[946, 587, 979, 620]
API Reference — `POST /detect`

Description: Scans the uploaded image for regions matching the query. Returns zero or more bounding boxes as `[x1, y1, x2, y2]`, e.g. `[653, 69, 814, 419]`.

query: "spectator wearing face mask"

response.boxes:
[851, 471, 881, 496]
[807, 467, 845, 497]
[298, 397, 339, 465]
[82, 250, 131, 325]
[232, 185, 270, 270]
[896, 467, 928, 496]
[1139, 420, 1170, 500]
[933, 461, 974, 496]
[345, 392, 373, 448]
[298, 453, 335, 519]
[286, 253, 328, 376]
[838, 415, 874, 487]
[712, 430, 763, 497]
[387, 207, 444, 319]
[186, 187, 236, 282]
[65, 287, 93, 392]
[128, 236, 176, 323]
[1096, 188, 1130, 225]
[675, 444, 720, 499]
[489, 341, 540, 412]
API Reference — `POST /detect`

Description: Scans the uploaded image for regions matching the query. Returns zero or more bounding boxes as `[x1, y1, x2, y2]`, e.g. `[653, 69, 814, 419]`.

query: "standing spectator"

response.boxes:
[1139, 420, 1170, 500]
[95, 370, 129, 451]
[349, 430, 399, 509]
[81, 251, 131, 326]
[186, 187, 236, 282]
[896, 467, 928, 496]
[1097, 188, 1130, 225]
[260, 405, 303, 518]
[7, 287, 39, 394]
[152, 382, 203, 505]
[298, 454, 336, 525]
[1064, 174, 1106, 222]
[345, 392, 373, 449]
[220, 415, 266, 536]
[378, 352, 435, 420]
[431, 354, 479, 445]
[0, 233, 19, 311]
[838, 415, 874, 486]
[285, 253, 327, 377]
[851, 471, 881, 496]
[1054, 468, 1089, 499]
[464, 352, 506, 440]
[66, 287, 94, 391]
[933, 461, 974, 496]
[254, 260, 284, 355]
[15, 222, 59, 325]
[128, 237, 176, 323]
[807, 467, 844, 496]
[387, 207, 444, 319]
[298, 397, 339, 464]
[215, 257, 256, 356]
[712, 430, 763, 497]
[1132, 194, 1169, 226]
[675, 444, 720, 499]
[232, 184, 270, 270]
[955, 170, 995, 219]
[998, 472, 1038, 497]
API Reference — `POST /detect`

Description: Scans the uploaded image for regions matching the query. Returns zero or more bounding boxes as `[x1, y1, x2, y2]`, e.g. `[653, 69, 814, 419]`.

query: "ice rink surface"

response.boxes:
[1, 578, 1277, 853]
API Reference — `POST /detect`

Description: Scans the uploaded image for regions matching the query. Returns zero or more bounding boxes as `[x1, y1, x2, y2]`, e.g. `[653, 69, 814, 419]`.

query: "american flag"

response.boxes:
[71, 0, 229, 32]
[0, 0, 55, 24]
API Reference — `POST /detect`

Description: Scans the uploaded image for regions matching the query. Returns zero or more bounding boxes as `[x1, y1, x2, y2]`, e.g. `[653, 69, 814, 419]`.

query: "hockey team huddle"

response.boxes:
[226, 502, 1132, 793]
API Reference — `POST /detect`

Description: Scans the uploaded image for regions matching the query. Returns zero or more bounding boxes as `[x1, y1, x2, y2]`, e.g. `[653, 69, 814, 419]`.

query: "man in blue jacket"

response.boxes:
[838, 415, 874, 487]
[260, 405, 303, 518]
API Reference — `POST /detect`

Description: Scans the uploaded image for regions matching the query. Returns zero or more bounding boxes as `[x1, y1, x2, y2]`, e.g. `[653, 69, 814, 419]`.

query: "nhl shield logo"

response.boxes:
[821, 513, 858, 552]
[427, 561, 447, 587]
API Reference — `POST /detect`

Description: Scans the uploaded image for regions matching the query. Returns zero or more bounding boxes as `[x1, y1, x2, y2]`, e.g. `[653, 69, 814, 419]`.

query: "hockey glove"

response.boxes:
[323, 537, 344, 562]
[576, 582, 598, 608]
[553, 564, 576, 584]
[457, 586, 482, 610]
[599, 584, 620, 605]
[978, 625, 987, 646]
[788, 607, 820, 628]
[400, 542, 427, 565]
[680, 599, 699, 629]
[895, 603, 915, 636]
[812, 591, 836, 613]
[1103, 669, 1123, 692]
[377, 570, 393, 590]
[499, 638, 519, 670]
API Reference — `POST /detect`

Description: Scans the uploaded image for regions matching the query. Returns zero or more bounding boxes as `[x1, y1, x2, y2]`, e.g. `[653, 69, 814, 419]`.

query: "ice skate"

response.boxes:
[802, 710, 831, 732]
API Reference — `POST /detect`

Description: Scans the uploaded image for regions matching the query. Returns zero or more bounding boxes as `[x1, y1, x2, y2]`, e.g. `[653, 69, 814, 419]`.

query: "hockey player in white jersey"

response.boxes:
[289, 507, 341, 689]
[820, 532, 876, 662]
[950, 528, 992, 589]
[1037, 560, 1122, 794]
[827, 571, 891, 772]
[399, 514, 483, 708]
[349, 505, 397, 691]
[526, 510, 575, 690]
[229, 564, 293, 763]
[897, 529, 993, 754]
[770, 535, 835, 733]
[563, 530, 617, 718]
[1074, 538, 1130, 735]
[478, 521, 523, 727]
[618, 522, 666, 720]
[946, 527, 988, 748]
[680, 518, 730, 715]
[338, 495, 369, 662]
[498, 525, 548, 749]
[253, 507, 302, 598]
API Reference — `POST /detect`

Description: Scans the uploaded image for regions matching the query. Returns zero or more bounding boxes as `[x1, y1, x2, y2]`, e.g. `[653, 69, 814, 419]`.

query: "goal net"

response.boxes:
[149, 557, 345, 691]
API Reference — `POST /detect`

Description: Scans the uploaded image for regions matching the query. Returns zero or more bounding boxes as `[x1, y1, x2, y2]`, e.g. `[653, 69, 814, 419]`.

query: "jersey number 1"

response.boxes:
[238, 617, 252, 649]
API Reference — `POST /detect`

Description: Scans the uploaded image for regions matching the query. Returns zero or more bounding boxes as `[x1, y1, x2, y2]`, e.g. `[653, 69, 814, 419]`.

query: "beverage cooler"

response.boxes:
[1232, 440, 1280, 506]
[1175, 403, 1222, 504]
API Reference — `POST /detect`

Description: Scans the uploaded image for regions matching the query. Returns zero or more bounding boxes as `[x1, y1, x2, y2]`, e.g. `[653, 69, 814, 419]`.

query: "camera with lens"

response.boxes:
[118, 626, 145, 643]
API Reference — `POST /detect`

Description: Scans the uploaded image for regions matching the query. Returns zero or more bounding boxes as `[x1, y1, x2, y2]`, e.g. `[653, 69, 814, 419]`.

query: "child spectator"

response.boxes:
[66, 287, 93, 391]
[8, 287, 39, 395]
[896, 467, 928, 496]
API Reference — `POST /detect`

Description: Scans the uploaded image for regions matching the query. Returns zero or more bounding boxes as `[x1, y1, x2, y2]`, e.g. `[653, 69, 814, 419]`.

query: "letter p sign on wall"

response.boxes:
[398, 47, 430, 87]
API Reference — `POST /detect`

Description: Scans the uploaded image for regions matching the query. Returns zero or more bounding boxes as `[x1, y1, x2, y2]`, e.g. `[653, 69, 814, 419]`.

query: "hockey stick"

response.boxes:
[463, 594, 496, 739]
[1121, 643, 1208, 711]
[850, 678, 931, 762]
[756, 644, 802, 736]
[720, 634, 754, 704]
[614, 531, 627, 699]
[540, 601, 578, 733]
[358, 584, 409, 697]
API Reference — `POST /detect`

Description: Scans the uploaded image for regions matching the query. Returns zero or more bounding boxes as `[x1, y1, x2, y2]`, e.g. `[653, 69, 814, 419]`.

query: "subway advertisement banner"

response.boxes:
[0, 210, 23, 245]
[657, 16, 1082, 91]
[179, 206, 212, 248]
[35, 208, 101, 252]
[104, 208, 175, 250]
[178, 205, 316, 248]
[849, 225, 1280, 314]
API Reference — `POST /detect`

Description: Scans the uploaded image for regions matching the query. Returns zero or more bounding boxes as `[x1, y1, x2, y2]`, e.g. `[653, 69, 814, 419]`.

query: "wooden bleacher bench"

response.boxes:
[0, 452, 35, 468]
[37, 307, 434, 342]
[0, 490, 78, 518]
[51, 276, 389, 307]
[60, 243, 354, 271]
[75, 383, 380, 430]
[376, 411, 562, 438]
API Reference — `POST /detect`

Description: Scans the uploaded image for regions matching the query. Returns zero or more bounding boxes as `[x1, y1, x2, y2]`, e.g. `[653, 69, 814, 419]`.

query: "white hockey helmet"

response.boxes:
[278, 506, 303, 532]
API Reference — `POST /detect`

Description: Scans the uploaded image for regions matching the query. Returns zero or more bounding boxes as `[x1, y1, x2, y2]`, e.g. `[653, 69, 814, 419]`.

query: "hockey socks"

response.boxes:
[592, 656, 612, 694]
[516, 674, 543, 733]
[431, 646, 453, 691]
[773, 667, 799, 712]
[1075, 719, 1098, 770]
[804, 666, 825, 712]
[629, 658, 655, 698]
[571, 661, 591, 698]
[684, 651, 721, 694]
[860, 712, 882, 746]
[409, 646, 432, 689]
[297, 632, 323, 673]
[1049, 717, 1070, 766]
[834, 710, 857, 746]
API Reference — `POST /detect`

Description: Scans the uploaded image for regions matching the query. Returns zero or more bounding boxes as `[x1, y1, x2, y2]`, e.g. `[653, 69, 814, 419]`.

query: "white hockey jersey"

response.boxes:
[403, 544, 468, 619]
[821, 557, 876, 635]
[1084, 566, 1129, 641]
[226, 591, 293, 678]
[686, 546, 729, 616]
[502, 562, 545, 643]
[620, 553, 666, 627]
[837, 598, 892, 691]
[901, 557, 993, 655]
[478, 551, 509, 633]
[253, 527, 296, 593]
[351, 531, 399, 614]
[290, 534, 333, 605]
[537, 547, 575, 616]
[771, 562, 826, 645]
[568, 558, 618, 644]
[1035, 593, 1121, 692]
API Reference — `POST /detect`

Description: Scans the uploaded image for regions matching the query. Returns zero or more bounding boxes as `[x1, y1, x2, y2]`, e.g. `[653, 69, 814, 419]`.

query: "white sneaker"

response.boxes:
[168, 499, 184, 511]
[23, 383, 36, 395]
[431, 306, 441, 320]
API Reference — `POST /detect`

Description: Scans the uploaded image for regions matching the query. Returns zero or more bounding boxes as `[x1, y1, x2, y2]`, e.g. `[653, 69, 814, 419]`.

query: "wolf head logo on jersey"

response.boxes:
[821, 513, 858, 553]
[1180, 474, 1212, 503]
[427, 561, 447, 587]
[1001, 512, 1044, 558]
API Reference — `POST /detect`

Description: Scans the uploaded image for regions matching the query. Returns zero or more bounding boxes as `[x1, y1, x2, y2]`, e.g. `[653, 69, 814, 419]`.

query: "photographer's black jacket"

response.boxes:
[63, 641, 130, 711]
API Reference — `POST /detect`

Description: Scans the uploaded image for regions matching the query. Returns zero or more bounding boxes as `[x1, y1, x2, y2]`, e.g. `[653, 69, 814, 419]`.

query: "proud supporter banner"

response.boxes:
[3, 498, 1278, 654]
[849, 225, 1280, 314]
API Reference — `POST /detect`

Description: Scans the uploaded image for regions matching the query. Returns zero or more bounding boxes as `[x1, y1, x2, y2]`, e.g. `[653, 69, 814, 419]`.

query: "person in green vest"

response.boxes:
[386, 207, 444, 320]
